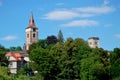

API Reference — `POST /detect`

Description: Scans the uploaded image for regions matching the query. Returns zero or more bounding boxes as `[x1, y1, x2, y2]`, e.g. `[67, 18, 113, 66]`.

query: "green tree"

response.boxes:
[9, 46, 22, 51]
[47, 35, 58, 45]
[28, 39, 48, 54]
[81, 55, 106, 80]
[80, 48, 110, 80]
[37, 39, 47, 49]
[0, 66, 14, 80]
[58, 30, 64, 44]
[0, 66, 8, 78]
[49, 42, 63, 79]
[29, 47, 58, 80]
[57, 38, 77, 80]
[110, 48, 120, 80]
[73, 38, 91, 79]
[28, 37, 110, 80]
[0, 45, 8, 66]
[9, 46, 16, 51]
[16, 46, 22, 51]
[0, 44, 6, 53]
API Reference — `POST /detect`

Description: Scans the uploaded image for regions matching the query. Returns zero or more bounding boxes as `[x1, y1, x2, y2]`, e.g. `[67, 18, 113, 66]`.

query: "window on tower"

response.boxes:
[89, 42, 92, 45]
[33, 33, 35, 38]
[27, 34, 29, 38]
[33, 28, 36, 32]
[94, 42, 98, 45]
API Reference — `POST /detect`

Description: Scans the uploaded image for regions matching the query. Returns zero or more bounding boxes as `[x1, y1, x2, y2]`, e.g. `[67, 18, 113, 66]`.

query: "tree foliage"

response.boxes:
[1, 36, 118, 80]
[47, 35, 58, 45]
[29, 37, 110, 80]
[30, 47, 59, 80]
[0, 44, 8, 66]
[58, 30, 64, 44]
[110, 48, 120, 80]
[80, 49, 109, 80]
[8, 46, 22, 51]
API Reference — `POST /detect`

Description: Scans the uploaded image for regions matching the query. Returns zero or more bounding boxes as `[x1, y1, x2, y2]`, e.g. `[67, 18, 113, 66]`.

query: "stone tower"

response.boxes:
[25, 12, 38, 50]
[88, 37, 99, 48]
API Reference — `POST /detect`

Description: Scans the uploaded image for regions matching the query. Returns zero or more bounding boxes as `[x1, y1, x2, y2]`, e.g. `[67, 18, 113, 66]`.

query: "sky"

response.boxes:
[0, 0, 120, 50]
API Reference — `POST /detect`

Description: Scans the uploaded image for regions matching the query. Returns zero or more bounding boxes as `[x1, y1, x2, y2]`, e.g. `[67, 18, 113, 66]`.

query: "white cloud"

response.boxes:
[61, 20, 99, 27]
[43, 10, 80, 20]
[43, 6, 115, 20]
[115, 34, 120, 39]
[0, 36, 18, 41]
[74, 6, 115, 14]
[78, 13, 94, 18]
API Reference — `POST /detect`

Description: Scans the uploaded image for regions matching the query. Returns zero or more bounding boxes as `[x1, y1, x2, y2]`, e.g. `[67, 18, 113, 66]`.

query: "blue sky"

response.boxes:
[0, 0, 120, 50]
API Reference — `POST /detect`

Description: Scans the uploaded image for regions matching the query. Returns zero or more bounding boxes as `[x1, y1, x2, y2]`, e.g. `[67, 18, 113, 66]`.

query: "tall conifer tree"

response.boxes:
[58, 30, 64, 43]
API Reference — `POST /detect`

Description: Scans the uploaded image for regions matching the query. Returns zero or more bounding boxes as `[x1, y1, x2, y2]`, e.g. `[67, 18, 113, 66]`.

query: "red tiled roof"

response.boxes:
[14, 53, 23, 58]
[6, 52, 13, 56]
[6, 52, 23, 61]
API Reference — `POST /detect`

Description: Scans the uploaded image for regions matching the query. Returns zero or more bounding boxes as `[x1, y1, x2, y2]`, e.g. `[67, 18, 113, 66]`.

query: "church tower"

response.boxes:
[25, 12, 38, 50]
[88, 37, 99, 48]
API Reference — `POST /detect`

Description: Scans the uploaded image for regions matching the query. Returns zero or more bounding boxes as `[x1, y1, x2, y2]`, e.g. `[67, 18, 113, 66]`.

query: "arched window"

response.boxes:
[33, 33, 35, 38]
[27, 34, 29, 38]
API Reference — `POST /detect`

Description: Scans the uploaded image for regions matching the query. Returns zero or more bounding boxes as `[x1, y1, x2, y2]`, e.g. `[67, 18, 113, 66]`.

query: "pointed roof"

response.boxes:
[26, 12, 38, 29]
[29, 12, 35, 26]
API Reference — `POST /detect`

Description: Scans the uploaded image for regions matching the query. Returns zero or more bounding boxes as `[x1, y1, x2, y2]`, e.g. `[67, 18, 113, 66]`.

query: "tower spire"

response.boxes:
[26, 12, 38, 29]
[29, 12, 35, 26]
